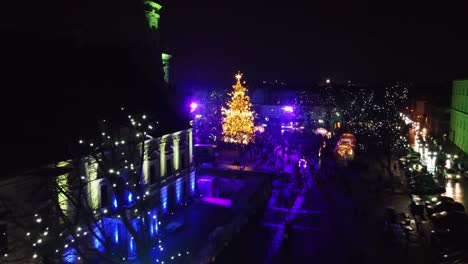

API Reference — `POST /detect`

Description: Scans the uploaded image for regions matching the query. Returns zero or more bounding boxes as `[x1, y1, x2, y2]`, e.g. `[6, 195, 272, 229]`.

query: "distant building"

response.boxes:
[426, 103, 450, 139]
[250, 81, 321, 133]
[145, 0, 172, 84]
[251, 81, 300, 128]
[450, 80, 468, 154]
[407, 85, 451, 140]
[415, 100, 427, 119]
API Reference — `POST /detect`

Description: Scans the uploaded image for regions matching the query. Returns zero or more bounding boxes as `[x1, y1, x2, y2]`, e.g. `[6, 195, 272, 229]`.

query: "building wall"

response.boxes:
[52, 129, 194, 260]
[450, 80, 468, 154]
[426, 104, 451, 138]
[86, 128, 194, 211]
[415, 100, 427, 118]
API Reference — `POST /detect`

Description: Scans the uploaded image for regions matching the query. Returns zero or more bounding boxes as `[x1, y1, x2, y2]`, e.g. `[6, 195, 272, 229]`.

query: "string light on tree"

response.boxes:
[12, 107, 166, 263]
[221, 71, 255, 145]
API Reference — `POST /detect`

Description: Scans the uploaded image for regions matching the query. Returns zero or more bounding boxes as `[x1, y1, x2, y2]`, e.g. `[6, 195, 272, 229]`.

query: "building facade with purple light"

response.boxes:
[0, 128, 197, 263]
[250, 81, 322, 133]
[71, 129, 196, 262]
[251, 83, 298, 129]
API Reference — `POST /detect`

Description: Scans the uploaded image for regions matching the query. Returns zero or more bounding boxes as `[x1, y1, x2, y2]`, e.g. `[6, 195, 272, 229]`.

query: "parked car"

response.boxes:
[435, 196, 455, 204]
[444, 168, 461, 181]
[428, 146, 439, 157]
[427, 201, 465, 218]
[384, 208, 417, 244]
[424, 196, 455, 207]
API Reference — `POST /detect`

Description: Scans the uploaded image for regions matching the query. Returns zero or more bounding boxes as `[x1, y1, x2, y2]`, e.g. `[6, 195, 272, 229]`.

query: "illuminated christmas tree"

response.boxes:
[222, 72, 254, 145]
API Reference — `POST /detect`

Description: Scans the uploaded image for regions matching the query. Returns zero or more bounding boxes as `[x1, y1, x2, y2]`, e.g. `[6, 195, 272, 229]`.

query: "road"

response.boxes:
[213, 129, 432, 264]
[214, 159, 407, 264]
[412, 133, 468, 210]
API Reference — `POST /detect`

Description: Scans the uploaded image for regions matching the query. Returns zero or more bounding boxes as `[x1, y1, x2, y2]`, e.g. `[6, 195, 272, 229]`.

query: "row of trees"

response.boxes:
[319, 82, 410, 178]
[191, 90, 226, 145]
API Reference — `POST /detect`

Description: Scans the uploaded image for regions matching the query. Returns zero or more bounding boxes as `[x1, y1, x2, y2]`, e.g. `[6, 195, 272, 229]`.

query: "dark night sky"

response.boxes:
[2, 0, 467, 92]
[0, 0, 467, 173]
[159, 0, 468, 92]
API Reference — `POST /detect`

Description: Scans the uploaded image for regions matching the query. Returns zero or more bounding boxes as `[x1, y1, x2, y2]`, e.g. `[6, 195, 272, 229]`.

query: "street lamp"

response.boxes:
[283, 106, 294, 113]
[190, 102, 198, 113]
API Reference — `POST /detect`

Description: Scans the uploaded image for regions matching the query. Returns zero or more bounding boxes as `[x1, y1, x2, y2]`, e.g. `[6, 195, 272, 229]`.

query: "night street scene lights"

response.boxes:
[222, 71, 255, 145]
[189, 102, 198, 113]
[2, 0, 468, 263]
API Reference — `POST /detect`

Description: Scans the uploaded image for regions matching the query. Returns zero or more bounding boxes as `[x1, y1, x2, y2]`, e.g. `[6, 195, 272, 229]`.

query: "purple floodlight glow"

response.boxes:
[201, 197, 232, 208]
[197, 178, 213, 182]
[283, 106, 293, 113]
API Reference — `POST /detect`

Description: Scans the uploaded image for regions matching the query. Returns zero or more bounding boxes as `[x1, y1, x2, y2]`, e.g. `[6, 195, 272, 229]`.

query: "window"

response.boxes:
[100, 185, 109, 208]
[150, 164, 156, 185]
[166, 159, 172, 176]
[180, 153, 185, 169]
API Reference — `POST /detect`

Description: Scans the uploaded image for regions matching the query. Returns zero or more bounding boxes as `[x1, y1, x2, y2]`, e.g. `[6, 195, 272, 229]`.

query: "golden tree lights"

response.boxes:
[222, 72, 254, 145]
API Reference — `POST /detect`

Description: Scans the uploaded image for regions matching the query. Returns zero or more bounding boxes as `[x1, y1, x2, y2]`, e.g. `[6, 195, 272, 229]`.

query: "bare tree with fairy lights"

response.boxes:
[320, 82, 409, 177]
[1, 108, 190, 264]
[192, 90, 227, 144]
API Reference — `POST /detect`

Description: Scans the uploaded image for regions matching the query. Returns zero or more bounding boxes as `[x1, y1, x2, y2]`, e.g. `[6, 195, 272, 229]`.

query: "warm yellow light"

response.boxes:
[222, 71, 254, 145]
[235, 72, 243, 81]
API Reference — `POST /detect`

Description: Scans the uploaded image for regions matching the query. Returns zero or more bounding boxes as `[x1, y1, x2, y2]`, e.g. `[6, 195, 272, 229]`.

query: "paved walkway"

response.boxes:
[217, 156, 366, 263]
[216, 152, 433, 264]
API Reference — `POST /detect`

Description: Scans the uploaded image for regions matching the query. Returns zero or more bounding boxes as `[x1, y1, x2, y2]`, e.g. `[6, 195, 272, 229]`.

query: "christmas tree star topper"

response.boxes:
[235, 71, 243, 81]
